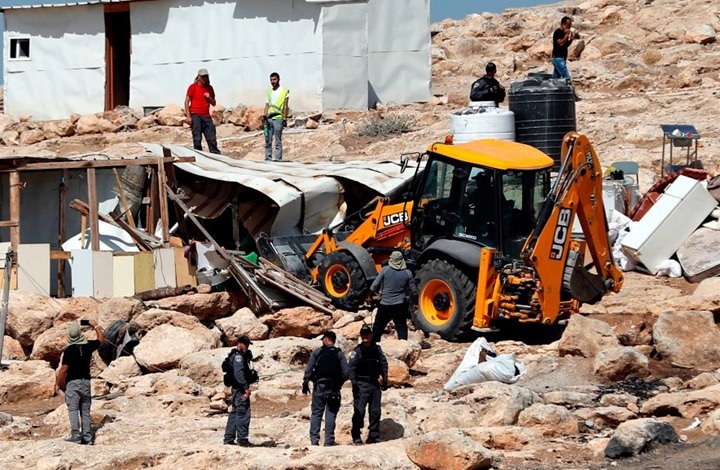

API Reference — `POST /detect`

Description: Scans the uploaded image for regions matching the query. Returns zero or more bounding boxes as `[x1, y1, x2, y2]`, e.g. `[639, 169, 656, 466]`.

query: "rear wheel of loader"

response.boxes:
[412, 258, 476, 341]
[318, 251, 368, 311]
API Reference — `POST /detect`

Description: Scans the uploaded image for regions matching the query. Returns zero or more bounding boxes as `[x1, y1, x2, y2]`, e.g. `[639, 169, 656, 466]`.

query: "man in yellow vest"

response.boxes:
[263, 72, 290, 161]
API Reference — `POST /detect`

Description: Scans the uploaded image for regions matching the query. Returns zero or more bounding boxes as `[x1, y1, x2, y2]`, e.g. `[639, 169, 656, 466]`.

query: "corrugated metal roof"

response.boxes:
[143, 144, 422, 238]
[0, 0, 132, 11]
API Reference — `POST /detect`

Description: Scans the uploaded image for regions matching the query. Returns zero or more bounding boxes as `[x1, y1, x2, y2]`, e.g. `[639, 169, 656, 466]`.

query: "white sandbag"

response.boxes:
[443, 338, 525, 391]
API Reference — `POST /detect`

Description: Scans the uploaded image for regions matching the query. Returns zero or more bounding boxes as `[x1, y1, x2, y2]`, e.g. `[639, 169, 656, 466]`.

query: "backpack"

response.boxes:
[222, 349, 240, 387]
[222, 349, 260, 388]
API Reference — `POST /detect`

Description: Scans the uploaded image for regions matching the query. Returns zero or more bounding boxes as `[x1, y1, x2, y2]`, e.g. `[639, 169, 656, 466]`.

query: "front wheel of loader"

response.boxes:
[412, 258, 477, 341]
[318, 251, 368, 311]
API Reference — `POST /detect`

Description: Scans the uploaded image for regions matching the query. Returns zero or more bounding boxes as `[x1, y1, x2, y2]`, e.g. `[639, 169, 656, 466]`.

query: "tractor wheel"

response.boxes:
[412, 258, 477, 341]
[318, 251, 368, 311]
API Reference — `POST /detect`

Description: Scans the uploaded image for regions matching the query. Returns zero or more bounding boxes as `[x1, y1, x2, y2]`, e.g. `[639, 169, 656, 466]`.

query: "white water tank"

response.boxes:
[450, 101, 515, 143]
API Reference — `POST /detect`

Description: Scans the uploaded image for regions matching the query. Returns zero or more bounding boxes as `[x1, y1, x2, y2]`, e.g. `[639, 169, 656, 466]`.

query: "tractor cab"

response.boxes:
[409, 140, 553, 261]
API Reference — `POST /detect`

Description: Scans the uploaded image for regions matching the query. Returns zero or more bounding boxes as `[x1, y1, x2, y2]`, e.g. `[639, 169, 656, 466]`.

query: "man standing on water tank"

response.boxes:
[551, 16, 581, 100]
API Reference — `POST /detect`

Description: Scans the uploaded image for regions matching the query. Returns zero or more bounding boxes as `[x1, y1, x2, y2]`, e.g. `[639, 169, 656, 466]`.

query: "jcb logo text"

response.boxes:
[383, 211, 409, 227]
[550, 208, 572, 260]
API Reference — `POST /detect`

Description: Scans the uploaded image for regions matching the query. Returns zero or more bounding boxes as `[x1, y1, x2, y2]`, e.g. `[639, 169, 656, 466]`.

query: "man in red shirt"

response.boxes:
[184, 68, 220, 154]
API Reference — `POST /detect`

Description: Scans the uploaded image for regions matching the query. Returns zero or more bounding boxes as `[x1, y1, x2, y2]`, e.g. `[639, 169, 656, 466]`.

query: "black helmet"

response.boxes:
[486, 62, 497, 73]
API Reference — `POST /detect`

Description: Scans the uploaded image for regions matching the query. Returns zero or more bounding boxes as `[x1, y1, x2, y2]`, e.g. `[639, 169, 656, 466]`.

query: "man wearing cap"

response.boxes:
[184, 68, 220, 154]
[369, 251, 418, 342]
[223, 336, 255, 446]
[348, 324, 388, 445]
[55, 319, 105, 444]
[470, 62, 506, 106]
[263, 72, 290, 161]
[302, 331, 349, 446]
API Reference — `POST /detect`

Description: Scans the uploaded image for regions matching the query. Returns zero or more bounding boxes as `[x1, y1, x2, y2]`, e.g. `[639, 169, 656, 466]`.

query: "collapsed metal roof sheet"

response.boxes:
[143, 144, 421, 238]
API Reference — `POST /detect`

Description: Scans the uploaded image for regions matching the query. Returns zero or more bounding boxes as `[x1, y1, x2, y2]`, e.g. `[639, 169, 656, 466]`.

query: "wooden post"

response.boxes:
[57, 170, 67, 297]
[9, 171, 20, 287]
[87, 168, 100, 251]
[147, 168, 158, 237]
[112, 168, 136, 229]
[157, 157, 170, 246]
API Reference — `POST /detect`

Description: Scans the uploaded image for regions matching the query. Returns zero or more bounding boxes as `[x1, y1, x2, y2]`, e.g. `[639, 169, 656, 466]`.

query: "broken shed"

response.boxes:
[1, 0, 431, 120]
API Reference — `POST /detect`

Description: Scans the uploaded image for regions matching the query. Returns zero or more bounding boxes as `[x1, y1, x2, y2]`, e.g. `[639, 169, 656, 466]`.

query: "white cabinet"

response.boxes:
[621, 176, 717, 274]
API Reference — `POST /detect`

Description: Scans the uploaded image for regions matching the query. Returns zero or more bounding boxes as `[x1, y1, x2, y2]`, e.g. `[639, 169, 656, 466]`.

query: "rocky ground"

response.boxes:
[1, 0, 720, 469]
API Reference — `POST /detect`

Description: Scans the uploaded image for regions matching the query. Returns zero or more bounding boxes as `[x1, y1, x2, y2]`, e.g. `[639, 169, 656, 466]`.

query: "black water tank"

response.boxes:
[509, 76, 576, 167]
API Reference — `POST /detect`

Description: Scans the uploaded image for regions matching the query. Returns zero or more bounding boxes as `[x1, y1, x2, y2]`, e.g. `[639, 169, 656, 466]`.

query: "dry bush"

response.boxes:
[357, 114, 415, 137]
[642, 50, 662, 66]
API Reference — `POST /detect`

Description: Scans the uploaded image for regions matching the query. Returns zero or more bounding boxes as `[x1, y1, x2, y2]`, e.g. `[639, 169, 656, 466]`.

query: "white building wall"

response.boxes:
[129, 0, 325, 112]
[3, 6, 106, 120]
[319, 2, 368, 110]
[367, 0, 431, 105]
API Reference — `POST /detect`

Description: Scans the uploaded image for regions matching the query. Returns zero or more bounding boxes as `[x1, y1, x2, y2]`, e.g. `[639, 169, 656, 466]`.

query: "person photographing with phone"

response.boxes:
[55, 319, 105, 445]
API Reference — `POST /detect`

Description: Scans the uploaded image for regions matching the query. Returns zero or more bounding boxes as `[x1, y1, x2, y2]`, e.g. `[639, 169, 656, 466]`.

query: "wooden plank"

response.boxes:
[113, 168, 136, 229]
[147, 168, 158, 238]
[174, 246, 197, 288]
[154, 247, 176, 289]
[163, 154, 188, 238]
[58, 170, 67, 298]
[157, 155, 170, 246]
[133, 251, 155, 293]
[50, 251, 72, 260]
[113, 255, 135, 297]
[9, 171, 20, 288]
[87, 168, 100, 251]
[70, 199, 157, 251]
[80, 215, 87, 248]
[3, 156, 195, 172]
[0, 220, 18, 228]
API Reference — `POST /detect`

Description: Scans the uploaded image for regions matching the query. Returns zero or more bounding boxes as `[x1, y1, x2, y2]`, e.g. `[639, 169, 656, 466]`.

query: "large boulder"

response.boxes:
[653, 311, 720, 370]
[30, 323, 74, 366]
[19, 129, 46, 146]
[156, 104, 185, 126]
[54, 297, 101, 325]
[2, 336, 25, 360]
[604, 418, 678, 459]
[261, 306, 334, 338]
[98, 356, 142, 384]
[150, 292, 246, 321]
[133, 324, 219, 371]
[215, 307, 269, 345]
[464, 426, 543, 451]
[517, 403, 579, 437]
[593, 346, 649, 381]
[97, 297, 145, 325]
[640, 384, 720, 418]
[613, 318, 653, 346]
[406, 428, 495, 470]
[380, 339, 422, 367]
[42, 119, 75, 138]
[6, 292, 56, 347]
[574, 406, 637, 428]
[75, 114, 115, 135]
[103, 106, 141, 128]
[700, 409, 720, 435]
[558, 315, 619, 357]
[131, 308, 202, 333]
[0, 361, 56, 404]
[178, 348, 230, 387]
[387, 356, 411, 387]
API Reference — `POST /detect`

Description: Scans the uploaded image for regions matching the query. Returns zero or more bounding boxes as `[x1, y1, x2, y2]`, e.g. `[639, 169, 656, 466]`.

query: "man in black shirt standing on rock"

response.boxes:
[56, 319, 105, 445]
[552, 16, 581, 100]
[349, 324, 388, 445]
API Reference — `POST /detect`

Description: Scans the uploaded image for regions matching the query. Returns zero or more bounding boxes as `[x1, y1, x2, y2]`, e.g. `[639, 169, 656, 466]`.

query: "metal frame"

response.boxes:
[660, 124, 700, 177]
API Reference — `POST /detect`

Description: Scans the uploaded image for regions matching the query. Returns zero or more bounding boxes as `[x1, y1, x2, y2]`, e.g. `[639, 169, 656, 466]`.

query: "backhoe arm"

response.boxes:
[521, 132, 623, 323]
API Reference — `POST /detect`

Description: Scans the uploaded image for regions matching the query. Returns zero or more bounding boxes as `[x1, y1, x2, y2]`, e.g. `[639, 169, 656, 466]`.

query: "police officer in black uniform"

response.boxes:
[469, 62, 506, 106]
[223, 336, 254, 446]
[348, 324, 389, 445]
[302, 331, 349, 446]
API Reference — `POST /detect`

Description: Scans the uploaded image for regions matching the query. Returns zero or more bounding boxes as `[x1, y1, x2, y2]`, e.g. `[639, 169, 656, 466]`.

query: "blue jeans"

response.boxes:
[264, 119, 284, 161]
[551, 57, 571, 79]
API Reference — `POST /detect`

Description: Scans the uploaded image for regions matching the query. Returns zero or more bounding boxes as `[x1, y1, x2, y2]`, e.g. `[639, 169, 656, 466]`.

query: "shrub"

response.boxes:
[357, 114, 415, 137]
